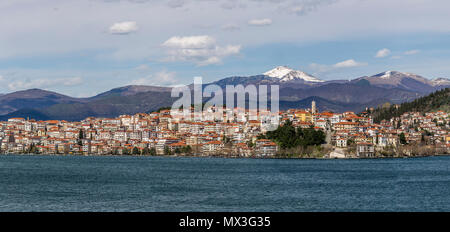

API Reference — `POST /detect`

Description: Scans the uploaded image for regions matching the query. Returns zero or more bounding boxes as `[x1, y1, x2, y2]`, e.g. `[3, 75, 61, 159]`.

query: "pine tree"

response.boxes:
[399, 133, 407, 145]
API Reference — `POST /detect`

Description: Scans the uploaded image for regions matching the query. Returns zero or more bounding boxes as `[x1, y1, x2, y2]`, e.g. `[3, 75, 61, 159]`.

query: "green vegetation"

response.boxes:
[164, 146, 172, 156]
[399, 132, 407, 145]
[26, 143, 38, 154]
[258, 120, 325, 149]
[371, 88, 449, 123]
[174, 146, 192, 155]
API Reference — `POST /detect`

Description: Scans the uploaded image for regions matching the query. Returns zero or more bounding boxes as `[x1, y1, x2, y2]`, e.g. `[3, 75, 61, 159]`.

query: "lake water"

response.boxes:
[1, 155, 450, 211]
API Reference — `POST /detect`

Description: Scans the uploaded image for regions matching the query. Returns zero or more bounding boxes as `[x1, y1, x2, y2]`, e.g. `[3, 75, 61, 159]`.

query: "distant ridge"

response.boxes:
[354, 71, 450, 93]
[0, 68, 448, 121]
[0, 88, 85, 115]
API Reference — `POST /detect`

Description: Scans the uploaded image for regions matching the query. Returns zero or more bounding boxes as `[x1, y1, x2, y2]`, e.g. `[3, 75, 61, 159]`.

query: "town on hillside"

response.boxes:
[1, 101, 449, 158]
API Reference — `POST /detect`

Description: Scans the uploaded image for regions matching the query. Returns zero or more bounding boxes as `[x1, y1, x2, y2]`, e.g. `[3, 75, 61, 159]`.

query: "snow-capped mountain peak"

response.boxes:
[373, 71, 431, 83]
[379, 70, 394, 79]
[431, 77, 450, 86]
[263, 66, 324, 82]
[376, 71, 414, 79]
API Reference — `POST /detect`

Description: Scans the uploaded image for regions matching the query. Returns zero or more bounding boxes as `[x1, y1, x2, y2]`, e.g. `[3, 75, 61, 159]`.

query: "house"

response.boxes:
[295, 110, 313, 123]
[233, 143, 252, 157]
[202, 141, 224, 154]
[357, 143, 375, 158]
[336, 138, 347, 148]
[315, 120, 327, 129]
[168, 141, 187, 152]
[255, 141, 278, 157]
[334, 122, 358, 131]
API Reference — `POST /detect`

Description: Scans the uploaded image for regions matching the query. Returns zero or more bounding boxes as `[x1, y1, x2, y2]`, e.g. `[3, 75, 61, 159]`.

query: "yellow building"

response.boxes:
[295, 110, 313, 123]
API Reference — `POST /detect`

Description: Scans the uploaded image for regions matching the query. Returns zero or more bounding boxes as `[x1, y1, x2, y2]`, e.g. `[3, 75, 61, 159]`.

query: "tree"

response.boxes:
[372, 88, 450, 123]
[132, 147, 140, 155]
[223, 136, 231, 144]
[78, 129, 84, 140]
[185, 145, 192, 154]
[247, 141, 255, 148]
[149, 148, 157, 156]
[260, 120, 325, 149]
[164, 146, 172, 156]
[399, 133, 407, 145]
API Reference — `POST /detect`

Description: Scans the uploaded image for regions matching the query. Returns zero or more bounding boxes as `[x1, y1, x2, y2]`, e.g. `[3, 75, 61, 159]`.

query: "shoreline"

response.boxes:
[1, 153, 448, 160]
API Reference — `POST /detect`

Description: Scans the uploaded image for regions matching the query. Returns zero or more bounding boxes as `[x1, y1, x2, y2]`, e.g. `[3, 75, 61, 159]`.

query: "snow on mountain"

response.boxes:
[371, 71, 432, 85]
[263, 66, 324, 82]
[431, 77, 450, 86]
[358, 71, 441, 93]
[379, 70, 394, 79]
[367, 71, 450, 88]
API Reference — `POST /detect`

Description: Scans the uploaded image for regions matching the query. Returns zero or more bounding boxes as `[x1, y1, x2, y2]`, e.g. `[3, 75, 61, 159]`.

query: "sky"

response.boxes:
[1, 0, 450, 97]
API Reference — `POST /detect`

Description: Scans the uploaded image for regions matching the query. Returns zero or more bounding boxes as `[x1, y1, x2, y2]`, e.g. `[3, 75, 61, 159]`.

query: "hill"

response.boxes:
[0, 90, 176, 121]
[0, 89, 85, 115]
[371, 88, 450, 123]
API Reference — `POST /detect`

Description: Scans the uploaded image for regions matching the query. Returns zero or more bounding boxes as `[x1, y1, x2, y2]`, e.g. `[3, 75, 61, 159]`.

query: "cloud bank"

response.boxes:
[248, 18, 272, 26]
[162, 35, 241, 66]
[109, 21, 139, 34]
[375, 48, 391, 58]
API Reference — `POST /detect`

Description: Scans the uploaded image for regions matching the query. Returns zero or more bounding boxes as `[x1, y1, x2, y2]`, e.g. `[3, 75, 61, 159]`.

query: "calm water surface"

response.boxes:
[1, 155, 450, 211]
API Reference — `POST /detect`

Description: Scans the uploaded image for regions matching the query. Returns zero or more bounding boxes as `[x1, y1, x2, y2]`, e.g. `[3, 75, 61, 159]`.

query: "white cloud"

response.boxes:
[130, 70, 178, 86]
[162, 35, 241, 66]
[289, 0, 337, 15]
[0, 75, 4, 82]
[248, 18, 272, 26]
[2, 0, 450, 93]
[163, 35, 216, 49]
[109, 21, 139, 35]
[404, 49, 420, 55]
[75, 91, 97, 98]
[333, 59, 367, 68]
[310, 59, 367, 73]
[1, 0, 450, 62]
[291, 6, 307, 14]
[8, 77, 83, 91]
[135, 64, 150, 70]
[222, 23, 240, 31]
[167, 0, 185, 8]
[220, 1, 238, 10]
[309, 63, 329, 73]
[375, 48, 391, 58]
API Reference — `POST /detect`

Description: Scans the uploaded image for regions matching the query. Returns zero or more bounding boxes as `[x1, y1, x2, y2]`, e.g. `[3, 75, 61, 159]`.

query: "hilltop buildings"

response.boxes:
[0, 102, 448, 157]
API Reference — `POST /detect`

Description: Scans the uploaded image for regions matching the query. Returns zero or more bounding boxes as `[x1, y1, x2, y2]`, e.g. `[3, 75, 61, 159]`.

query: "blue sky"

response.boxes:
[1, 0, 450, 97]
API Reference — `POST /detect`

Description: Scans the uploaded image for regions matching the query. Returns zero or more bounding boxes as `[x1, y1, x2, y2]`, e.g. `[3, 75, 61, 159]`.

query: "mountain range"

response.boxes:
[0, 66, 449, 121]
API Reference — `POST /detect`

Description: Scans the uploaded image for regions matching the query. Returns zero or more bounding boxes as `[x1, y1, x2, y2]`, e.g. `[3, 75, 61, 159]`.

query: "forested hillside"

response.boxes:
[371, 88, 450, 123]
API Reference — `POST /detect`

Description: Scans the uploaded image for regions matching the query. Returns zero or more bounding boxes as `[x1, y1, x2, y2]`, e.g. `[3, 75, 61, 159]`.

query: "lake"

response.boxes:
[1, 155, 450, 211]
